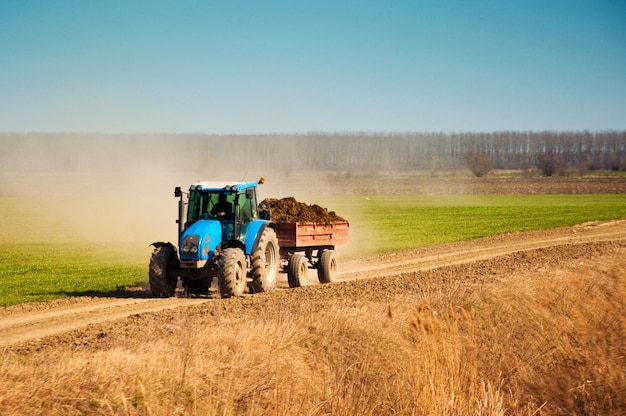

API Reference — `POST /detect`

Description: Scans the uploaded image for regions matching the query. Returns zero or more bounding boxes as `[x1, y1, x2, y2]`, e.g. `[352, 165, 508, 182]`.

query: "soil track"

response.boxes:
[1, 219, 625, 349]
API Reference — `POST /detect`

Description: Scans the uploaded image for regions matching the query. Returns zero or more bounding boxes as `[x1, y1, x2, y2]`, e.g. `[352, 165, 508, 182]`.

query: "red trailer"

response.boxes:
[274, 221, 350, 288]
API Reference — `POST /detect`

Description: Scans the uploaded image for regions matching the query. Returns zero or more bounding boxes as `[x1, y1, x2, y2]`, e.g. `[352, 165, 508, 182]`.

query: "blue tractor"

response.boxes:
[149, 178, 279, 298]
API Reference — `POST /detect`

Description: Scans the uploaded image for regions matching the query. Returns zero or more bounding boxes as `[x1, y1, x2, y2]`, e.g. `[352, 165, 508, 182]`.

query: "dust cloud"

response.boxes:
[0, 134, 351, 248]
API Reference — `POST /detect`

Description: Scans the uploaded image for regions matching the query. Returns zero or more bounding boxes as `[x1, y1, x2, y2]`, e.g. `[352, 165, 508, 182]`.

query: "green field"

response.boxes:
[1, 243, 146, 306]
[327, 194, 626, 253]
[1, 194, 625, 306]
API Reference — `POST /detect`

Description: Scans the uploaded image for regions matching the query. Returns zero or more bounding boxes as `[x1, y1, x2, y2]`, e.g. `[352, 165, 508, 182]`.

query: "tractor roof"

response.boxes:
[189, 181, 259, 192]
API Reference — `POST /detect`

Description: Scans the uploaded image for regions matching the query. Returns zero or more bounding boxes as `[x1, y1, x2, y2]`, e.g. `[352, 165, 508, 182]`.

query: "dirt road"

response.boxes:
[1, 219, 625, 348]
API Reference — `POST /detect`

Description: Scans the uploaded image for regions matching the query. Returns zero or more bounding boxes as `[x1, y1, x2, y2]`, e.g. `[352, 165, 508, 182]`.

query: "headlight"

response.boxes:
[181, 235, 199, 257]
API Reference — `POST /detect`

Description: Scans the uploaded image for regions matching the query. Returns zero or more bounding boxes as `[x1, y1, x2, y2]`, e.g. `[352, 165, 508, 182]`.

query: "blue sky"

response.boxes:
[1, 1, 625, 134]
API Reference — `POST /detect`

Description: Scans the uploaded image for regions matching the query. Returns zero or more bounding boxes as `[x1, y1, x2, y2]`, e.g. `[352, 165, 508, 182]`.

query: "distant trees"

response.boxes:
[1, 130, 624, 176]
[465, 152, 493, 177]
[536, 150, 565, 177]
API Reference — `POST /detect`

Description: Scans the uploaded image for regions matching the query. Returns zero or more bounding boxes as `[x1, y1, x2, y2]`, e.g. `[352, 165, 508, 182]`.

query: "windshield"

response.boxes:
[187, 191, 235, 223]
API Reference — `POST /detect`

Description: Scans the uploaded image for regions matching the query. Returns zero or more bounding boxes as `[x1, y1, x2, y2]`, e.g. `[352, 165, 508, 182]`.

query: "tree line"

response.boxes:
[1, 130, 624, 176]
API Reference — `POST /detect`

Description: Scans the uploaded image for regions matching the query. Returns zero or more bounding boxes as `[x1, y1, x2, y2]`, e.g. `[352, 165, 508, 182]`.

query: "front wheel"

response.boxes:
[149, 244, 178, 297]
[218, 247, 247, 298]
[317, 249, 337, 284]
[249, 227, 280, 293]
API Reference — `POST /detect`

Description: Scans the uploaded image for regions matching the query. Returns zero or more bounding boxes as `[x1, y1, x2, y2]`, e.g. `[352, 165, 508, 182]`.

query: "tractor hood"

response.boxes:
[179, 220, 222, 261]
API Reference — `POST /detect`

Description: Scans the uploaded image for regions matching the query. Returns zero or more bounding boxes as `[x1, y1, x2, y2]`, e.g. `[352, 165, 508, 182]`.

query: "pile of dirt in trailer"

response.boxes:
[260, 197, 346, 223]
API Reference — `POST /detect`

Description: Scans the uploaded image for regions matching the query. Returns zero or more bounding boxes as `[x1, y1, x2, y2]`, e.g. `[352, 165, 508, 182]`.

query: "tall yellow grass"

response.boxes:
[1, 243, 625, 415]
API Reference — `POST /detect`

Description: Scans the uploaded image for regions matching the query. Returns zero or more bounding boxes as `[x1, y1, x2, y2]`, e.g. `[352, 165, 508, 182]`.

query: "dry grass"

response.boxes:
[1, 246, 625, 415]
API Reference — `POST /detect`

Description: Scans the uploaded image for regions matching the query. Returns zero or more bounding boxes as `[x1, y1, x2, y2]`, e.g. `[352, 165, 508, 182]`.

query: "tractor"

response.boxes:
[149, 178, 279, 298]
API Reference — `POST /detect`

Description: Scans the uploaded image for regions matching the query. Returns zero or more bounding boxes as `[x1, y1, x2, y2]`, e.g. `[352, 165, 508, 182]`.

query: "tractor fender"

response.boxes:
[243, 220, 275, 255]
[150, 241, 176, 250]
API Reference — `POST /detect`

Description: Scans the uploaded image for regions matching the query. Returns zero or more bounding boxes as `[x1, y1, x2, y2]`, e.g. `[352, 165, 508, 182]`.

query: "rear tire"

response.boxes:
[218, 247, 247, 298]
[249, 227, 280, 293]
[149, 245, 178, 297]
[287, 253, 308, 288]
[317, 249, 337, 284]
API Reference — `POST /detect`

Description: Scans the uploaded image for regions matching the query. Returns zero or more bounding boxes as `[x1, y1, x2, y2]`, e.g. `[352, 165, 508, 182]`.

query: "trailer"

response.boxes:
[274, 221, 350, 288]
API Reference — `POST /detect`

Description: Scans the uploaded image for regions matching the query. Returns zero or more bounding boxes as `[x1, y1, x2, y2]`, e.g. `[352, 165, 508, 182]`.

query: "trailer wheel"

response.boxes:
[317, 249, 337, 284]
[149, 244, 178, 297]
[218, 247, 247, 297]
[249, 227, 280, 293]
[287, 253, 308, 288]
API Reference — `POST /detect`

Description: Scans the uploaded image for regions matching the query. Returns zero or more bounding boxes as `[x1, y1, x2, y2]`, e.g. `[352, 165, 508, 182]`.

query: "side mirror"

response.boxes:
[258, 204, 271, 220]
[259, 209, 271, 220]
[174, 186, 182, 197]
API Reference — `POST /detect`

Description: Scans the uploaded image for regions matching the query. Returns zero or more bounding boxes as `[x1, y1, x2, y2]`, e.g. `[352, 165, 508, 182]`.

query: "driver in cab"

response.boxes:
[211, 193, 233, 217]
